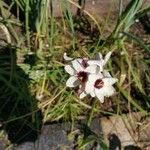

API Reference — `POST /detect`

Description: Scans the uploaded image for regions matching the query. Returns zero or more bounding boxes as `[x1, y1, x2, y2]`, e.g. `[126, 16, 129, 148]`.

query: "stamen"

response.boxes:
[77, 71, 88, 83]
[94, 79, 104, 89]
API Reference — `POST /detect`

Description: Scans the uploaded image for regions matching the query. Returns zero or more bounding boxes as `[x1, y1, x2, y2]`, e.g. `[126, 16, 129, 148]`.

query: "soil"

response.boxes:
[0, 0, 150, 149]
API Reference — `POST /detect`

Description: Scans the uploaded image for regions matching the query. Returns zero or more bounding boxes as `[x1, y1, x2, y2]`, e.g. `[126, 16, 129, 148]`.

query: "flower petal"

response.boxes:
[63, 53, 73, 61]
[102, 70, 111, 78]
[103, 78, 118, 86]
[104, 86, 116, 97]
[79, 91, 87, 99]
[85, 81, 92, 93]
[104, 51, 112, 65]
[88, 74, 103, 83]
[87, 60, 104, 72]
[72, 59, 83, 72]
[95, 89, 104, 103]
[87, 60, 100, 66]
[85, 81, 95, 97]
[100, 85, 115, 97]
[64, 65, 76, 75]
[66, 76, 79, 87]
[95, 52, 102, 60]
[90, 91, 96, 97]
[85, 65, 98, 74]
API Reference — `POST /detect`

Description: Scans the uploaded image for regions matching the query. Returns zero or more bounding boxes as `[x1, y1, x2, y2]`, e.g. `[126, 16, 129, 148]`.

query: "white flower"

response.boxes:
[87, 51, 112, 71]
[63, 52, 73, 61]
[85, 71, 118, 103]
[63, 52, 118, 102]
[63, 52, 88, 67]
[64, 59, 98, 88]
[77, 85, 88, 99]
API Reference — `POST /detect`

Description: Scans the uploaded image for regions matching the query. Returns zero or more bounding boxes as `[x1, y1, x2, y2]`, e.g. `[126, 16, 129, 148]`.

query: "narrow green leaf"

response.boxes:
[122, 31, 150, 52]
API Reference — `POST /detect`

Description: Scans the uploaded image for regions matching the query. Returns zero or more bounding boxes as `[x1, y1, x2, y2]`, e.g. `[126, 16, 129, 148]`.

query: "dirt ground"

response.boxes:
[52, 0, 150, 18]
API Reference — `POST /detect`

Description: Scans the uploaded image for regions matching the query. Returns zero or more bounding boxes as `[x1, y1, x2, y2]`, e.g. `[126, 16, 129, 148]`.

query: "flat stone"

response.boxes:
[13, 118, 101, 150]
[100, 112, 150, 149]
[14, 123, 71, 150]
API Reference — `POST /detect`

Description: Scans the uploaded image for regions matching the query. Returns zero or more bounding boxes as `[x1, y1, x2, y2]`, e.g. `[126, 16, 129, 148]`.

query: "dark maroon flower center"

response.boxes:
[94, 79, 104, 89]
[77, 71, 88, 83]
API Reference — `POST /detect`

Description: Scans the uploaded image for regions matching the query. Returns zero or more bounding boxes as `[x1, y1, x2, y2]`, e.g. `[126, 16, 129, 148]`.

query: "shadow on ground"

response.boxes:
[0, 46, 42, 144]
[108, 133, 142, 150]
